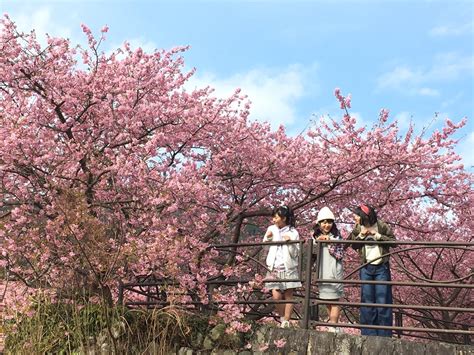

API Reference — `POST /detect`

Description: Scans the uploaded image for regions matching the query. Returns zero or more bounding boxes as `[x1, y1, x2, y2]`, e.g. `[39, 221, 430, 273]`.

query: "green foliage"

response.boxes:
[4, 298, 253, 354]
[5, 300, 118, 353]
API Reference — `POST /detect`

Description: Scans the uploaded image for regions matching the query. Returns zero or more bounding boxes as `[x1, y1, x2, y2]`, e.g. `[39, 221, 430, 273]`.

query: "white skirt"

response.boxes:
[265, 269, 302, 290]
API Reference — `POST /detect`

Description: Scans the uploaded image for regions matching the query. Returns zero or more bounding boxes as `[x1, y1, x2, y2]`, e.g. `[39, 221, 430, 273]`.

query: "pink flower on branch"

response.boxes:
[0, 16, 471, 337]
[274, 338, 287, 348]
[334, 87, 352, 110]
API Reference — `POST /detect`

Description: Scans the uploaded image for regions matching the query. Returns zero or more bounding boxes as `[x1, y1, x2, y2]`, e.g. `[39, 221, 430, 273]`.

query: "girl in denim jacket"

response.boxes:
[349, 204, 396, 337]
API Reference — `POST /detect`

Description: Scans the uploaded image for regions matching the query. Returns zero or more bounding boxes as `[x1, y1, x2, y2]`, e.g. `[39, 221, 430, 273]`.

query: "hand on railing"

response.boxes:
[316, 235, 329, 241]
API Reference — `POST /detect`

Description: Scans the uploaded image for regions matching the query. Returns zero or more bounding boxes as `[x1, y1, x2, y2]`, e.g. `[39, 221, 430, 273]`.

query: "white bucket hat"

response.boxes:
[316, 206, 335, 223]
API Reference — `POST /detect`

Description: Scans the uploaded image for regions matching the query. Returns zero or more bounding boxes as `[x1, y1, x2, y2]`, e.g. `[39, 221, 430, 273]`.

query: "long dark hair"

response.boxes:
[353, 204, 378, 226]
[273, 205, 296, 228]
[313, 222, 341, 238]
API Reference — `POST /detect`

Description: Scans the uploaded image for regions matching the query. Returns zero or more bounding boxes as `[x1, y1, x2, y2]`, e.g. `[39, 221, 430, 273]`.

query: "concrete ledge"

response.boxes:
[178, 326, 473, 354]
[254, 327, 473, 355]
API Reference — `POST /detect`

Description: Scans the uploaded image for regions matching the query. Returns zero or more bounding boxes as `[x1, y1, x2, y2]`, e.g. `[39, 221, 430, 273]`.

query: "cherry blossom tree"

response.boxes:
[0, 15, 472, 337]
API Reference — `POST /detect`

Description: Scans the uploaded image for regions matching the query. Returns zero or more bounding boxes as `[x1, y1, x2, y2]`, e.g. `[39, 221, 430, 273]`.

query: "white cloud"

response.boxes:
[349, 112, 365, 128]
[417, 87, 440, 97]
[311, 109, 366, 129]
[429, 22, 474, 37]
[456, 131, 474, 170]
[441, 92, 464, 109]
[392, 111, 440, 136]
[186, 64, 319, 128]
[428, 52, 474, 81]
[376, 66, 440, 96]
[8, 7, 74, 45]
[377, 66, 423, 89]
[105, 38, 159, 60]
[126, 38, 159, 53]
[394, 111, 413, 131]
[376, 53, 473, 96]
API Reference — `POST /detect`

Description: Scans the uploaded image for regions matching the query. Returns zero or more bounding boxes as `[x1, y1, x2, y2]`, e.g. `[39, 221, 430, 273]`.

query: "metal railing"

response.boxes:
[306, 239, 473, 344]
[118, 238, 473, 345]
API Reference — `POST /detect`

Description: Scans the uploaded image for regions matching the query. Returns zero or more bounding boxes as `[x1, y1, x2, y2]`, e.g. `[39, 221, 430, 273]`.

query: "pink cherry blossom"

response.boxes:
[274, 338, 287, 348]
[0, 16, 471, 339]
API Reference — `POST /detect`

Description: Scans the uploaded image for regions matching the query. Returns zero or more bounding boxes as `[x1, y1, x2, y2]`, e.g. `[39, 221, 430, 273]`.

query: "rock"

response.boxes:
[209, 323, 227, 341]
[395, 337, 425, 355]
[362, 335, 393, 354]
[309, 331, 335, 355]
[99, 341, 111, 354]
[456, 344, 474, 355]
[177, 347, 194, 355]
[203, 335, 214, 350]
[211, 350, 236, 355]
[333, 333, 356, 355]
[111, 321, 126, 339]
[96, 330, 108, 348]
[425, 340, 452, 355]
[74, 344, 97, 355]
[191, 331, 204, 348]
[253, 326, 269, 346]
[225, 332, 244, 349]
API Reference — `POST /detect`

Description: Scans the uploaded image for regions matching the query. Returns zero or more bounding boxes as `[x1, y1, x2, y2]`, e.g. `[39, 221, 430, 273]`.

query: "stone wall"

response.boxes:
[178, 326, 473, 355]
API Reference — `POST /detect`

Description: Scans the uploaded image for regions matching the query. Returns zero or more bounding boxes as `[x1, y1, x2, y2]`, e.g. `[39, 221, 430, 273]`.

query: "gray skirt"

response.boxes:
[318, 245, 344, 299]
[265, 269, 302, 291]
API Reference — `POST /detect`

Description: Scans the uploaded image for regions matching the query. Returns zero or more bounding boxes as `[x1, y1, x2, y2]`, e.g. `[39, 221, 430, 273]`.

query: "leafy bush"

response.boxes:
[4, 298, 251, 354]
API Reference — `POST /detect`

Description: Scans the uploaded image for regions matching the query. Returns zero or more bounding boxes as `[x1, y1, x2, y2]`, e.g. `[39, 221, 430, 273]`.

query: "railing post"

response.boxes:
[147, 285, 152, 309]
[312, 240, 321, 323]
[118, 281, 123, 306]
[395, 310, 403, 338]
[310, 300, 319, 322]
[463, 324, 471, 345]
[301, 239, 314, 329]
[298, 240, 304, 283]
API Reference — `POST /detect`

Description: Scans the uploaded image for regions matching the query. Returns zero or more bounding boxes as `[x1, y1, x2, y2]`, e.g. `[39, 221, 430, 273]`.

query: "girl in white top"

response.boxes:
[263, 205, 301, 328]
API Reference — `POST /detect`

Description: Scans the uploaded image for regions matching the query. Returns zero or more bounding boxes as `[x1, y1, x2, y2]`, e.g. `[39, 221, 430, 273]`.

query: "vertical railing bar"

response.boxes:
[118, 280, 123, 305]
[312, 239, 322, 326]
[395, 310, 403, 338]
[463, 324, 470, 345]
[301, 239, 314, 329]
[298, 240, 304, 282]
[118, 239, 473, 344]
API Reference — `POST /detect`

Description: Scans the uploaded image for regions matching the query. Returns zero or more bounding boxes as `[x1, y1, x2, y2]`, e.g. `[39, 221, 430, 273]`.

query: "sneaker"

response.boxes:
[280, 320, 290, 328]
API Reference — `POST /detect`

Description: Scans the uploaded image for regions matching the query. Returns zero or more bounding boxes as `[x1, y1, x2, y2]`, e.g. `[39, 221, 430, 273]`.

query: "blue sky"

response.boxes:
[2, 0, 473, 169]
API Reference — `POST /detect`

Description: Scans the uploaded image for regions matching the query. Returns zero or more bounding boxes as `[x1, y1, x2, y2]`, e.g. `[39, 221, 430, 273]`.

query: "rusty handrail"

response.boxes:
[118, 238, 473, 345]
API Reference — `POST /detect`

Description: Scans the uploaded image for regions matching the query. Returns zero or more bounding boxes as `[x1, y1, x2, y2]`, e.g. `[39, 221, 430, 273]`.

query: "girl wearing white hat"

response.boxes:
[313, 206, 345, 333]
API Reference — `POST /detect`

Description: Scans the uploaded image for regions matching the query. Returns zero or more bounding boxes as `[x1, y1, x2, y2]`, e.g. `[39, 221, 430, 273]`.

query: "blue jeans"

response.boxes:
[360, 263, 393, 337]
